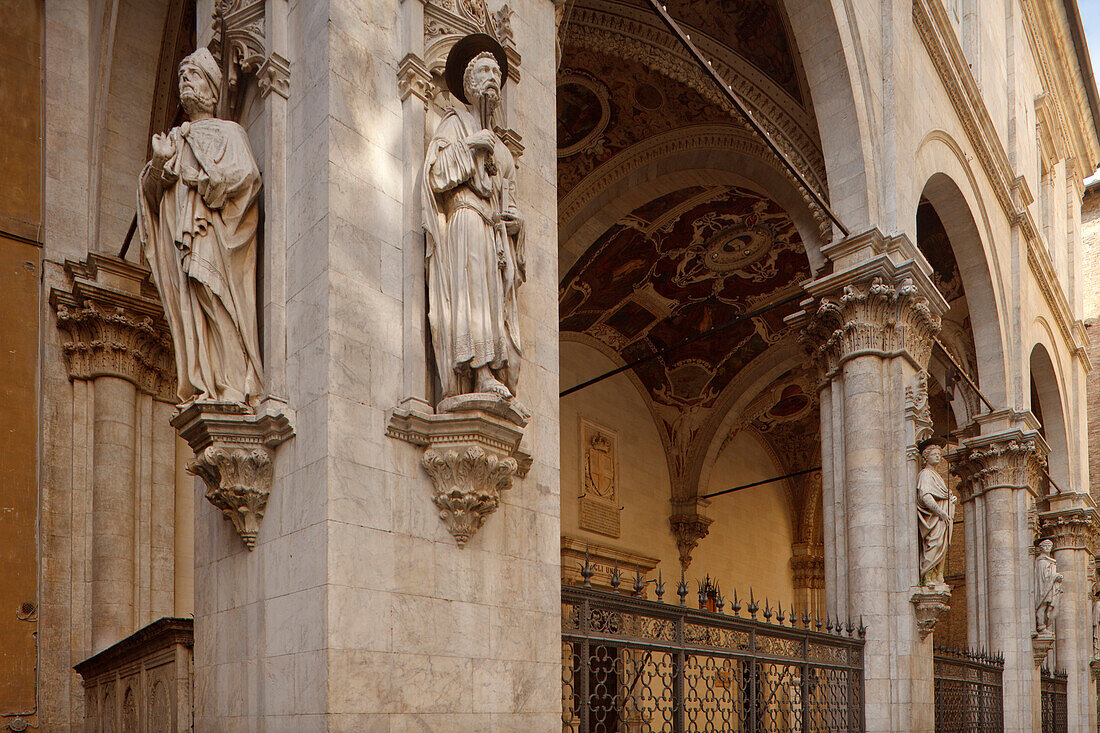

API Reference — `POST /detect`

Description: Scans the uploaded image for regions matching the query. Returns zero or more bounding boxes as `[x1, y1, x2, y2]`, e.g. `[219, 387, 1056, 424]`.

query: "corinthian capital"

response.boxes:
[799, 275, 942, 382]
[49, 254, 175, 400]
[1039, 499, 1100, 553]
[950, 430, 1049, 501]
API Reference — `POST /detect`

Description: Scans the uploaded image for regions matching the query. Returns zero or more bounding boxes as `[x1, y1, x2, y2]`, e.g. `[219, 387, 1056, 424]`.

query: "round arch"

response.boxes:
[911, 163, 1010, 408]
[1029, 340, 1071, 490]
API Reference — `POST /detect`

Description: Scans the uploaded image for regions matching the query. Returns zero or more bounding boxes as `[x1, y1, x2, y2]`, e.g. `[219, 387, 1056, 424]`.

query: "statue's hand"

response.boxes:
[151, 132, 175, 169]
[501, 204, 523, 236]
[465, 129, 496, 153]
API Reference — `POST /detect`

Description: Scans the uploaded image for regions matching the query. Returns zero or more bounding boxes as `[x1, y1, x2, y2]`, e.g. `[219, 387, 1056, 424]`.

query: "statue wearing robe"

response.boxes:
[424, 42, 524, 404]
[138, 48, 263, 405]
[916, 443, 956, 587]
[1035, 539, 1063, 633]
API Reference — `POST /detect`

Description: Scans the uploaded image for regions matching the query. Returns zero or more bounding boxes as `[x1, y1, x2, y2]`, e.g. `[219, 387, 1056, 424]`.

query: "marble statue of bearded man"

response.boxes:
[138, 47, 263, 406]
[916, 436, 956, 587]
[424, 34, 525, 407]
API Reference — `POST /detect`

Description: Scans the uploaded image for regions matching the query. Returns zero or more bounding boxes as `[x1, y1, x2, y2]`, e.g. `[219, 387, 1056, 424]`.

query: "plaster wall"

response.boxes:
[560, 340, 796, 607]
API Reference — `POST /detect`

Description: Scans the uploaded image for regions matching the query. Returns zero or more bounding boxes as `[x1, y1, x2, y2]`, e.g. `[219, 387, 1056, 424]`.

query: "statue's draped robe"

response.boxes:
[138, 118, 263, 404]
[916, 466, 954, 582]
[424, 106, 524, 398]
[1035, 553, 1061, 625]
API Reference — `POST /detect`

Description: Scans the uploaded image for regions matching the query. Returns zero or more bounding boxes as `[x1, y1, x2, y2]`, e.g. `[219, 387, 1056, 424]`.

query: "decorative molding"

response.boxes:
[49, 254, 175, 400]
[172, 399, 294, 550]
[800, 275, 942, 383]
[906, 370, 934, 444]
[669, 498, 713, 571]
[422, 445, 518, 546]
[950, 430, 1048, 501]
[387, 398, 530, 546]
[211, 0, 291, 112]
[397, 53, 434, 104]
[911, 586, 951, 640]
[564, 6, 824, 190]
[256, 52, 290, 99]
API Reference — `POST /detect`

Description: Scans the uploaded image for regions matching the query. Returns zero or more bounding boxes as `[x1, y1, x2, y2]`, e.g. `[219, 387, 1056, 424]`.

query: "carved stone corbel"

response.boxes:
[1032, 630, 1055, 666]
[387, 399, 530, 546]
[910, 586, 951, 640]
[669, 498, 712, 570]
[172, 400, 294, 550]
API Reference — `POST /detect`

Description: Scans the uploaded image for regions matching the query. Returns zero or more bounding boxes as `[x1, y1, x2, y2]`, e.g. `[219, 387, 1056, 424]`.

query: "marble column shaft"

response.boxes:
[90, 375, 137, 652]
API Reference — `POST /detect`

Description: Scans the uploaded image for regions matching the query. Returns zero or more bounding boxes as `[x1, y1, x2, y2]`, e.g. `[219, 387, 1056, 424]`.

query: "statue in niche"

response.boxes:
[1091, 578, 1100, 659]
[138, 47, 264, 406]
[423, 34, 527, 417]
[1035, 538, 1063, 634]
[916, 436, 956, 588]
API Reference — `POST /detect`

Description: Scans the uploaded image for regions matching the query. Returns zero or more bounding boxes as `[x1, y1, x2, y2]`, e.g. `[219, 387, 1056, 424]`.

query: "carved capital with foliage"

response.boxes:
[669, 498, 713, 571]
[422, 446, 519, 546]
[800, 275, 942, 382]
[950, 431, 1048, 501]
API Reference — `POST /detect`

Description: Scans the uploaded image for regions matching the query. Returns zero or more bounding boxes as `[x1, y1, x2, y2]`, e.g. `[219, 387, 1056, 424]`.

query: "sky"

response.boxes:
[1083, 0, 1100, 180]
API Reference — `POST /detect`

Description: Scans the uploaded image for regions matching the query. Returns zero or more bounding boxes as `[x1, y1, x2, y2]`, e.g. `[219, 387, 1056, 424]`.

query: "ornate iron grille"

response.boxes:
[933, 647, 1004, 732]
[562, 581, 865, 732]
[1040, 667, 1067, 733]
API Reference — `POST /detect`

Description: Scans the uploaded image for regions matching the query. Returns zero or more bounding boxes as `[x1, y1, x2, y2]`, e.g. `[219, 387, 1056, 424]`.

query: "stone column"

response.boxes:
[798, 230, 946, 733]
[1039, 492, 1099, 730]
[951, 418, 1048, 732]
[50, 254, 176, 652]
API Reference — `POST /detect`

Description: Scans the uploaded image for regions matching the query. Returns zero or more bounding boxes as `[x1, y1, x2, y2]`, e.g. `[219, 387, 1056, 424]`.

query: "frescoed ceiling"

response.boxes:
[559, 184, 810, 410]
[557, 46, 729, 196]
[618, 0, 804, 102]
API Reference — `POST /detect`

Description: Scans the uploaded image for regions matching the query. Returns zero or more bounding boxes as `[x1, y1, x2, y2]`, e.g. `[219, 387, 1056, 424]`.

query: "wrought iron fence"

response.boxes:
[933, 647, 1004, 733]
[1040, 666, 1067, 733]
[561, 571, 865, 732]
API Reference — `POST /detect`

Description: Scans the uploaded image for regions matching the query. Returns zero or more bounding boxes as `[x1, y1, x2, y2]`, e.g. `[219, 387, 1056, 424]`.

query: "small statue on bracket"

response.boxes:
[423, 33, 528, 423]
[916, 436, 956, 589]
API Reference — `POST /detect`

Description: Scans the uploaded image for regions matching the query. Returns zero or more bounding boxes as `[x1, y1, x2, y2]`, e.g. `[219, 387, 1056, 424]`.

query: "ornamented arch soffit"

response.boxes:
[559, 184, 810, 410]
[557, 0, 825, 199]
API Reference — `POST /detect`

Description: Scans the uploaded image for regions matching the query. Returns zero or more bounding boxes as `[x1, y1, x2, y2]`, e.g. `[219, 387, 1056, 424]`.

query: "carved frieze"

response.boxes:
[49, 254, 175, 401]
[800, 275, 942, 383]
[172, 400, 294, 550]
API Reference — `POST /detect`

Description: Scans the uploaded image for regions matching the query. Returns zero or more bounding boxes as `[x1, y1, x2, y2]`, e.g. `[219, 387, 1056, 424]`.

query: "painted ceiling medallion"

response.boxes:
[557, 72, 610, 158]
[703, 224, 774, 272]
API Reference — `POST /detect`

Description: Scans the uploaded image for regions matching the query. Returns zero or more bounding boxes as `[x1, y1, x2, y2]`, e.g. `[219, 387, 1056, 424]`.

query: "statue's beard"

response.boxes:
[471, 85, 500, 127]
[180, 87, 217, 117]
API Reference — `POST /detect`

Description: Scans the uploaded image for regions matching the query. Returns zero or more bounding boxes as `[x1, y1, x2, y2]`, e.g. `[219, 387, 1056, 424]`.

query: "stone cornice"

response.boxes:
[1018, 0, 1100, 184]
[950, 429, 1049, 501]
[913, 0, 1087, 363]
[49, 254, 175, 400]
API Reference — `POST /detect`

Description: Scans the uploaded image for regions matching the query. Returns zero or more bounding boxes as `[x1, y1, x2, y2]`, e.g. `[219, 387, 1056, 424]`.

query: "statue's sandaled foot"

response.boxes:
[475, 369, 512, 400]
